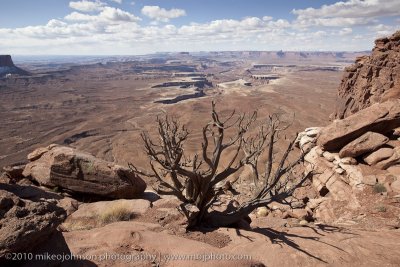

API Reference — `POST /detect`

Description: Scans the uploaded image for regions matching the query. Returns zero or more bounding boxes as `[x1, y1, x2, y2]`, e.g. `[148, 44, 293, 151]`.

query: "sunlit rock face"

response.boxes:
[333, 31, 400, 119]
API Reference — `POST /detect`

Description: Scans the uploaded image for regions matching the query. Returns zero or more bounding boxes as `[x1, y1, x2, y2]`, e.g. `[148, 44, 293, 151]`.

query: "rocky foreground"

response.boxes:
[297, 99, 400, 227]
[1, 139, 400, 266]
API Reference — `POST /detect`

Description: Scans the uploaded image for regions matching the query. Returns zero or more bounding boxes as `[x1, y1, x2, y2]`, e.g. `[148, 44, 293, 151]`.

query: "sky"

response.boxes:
[0, 0, 399, 55]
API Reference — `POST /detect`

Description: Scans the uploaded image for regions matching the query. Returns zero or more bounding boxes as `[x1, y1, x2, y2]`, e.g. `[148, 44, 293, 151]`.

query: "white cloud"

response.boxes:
[141, 6, 186, 22]
[368, 24, 397, 37]
[47, 19, 68, 28]
[65, 7, 140, 22]
[178, 17, 288, 36]
[314, 30, 327, 37]
[338, 27, 353, 36]
[65, 12, 96, 21]
[100, 7, 140, 21]
[69, 0, 106, 12]
[262, 16, 273, 21]
[0, 1, 398, 54]
[292, 0, 400, 27]
[267, 19, 290, 29]
[369, 24, 393, 32]
[110, 0, 122, 3]
[298, 17, 372, 27]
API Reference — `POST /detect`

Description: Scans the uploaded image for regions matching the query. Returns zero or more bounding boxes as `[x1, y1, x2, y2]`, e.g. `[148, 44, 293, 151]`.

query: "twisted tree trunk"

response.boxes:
[130, 102, 310, 228]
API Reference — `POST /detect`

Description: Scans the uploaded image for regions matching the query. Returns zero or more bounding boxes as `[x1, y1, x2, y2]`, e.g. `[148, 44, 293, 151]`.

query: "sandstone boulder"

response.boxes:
[22, 145, 146, 199]
[338, 132, 388, 158]
[256, 207, 268, 217]
[2, 164, 25, 180]
[318, 100, 400, 151]
[0, 182, 62, 203]
[283, 209, 313, 221]
[334, 167, 345, 174]
[361, 175, 377, 186]
[299, 136, 315, 148]
[0, 173, 10, 184]
[387, 139, 400, 148]
[340, 157, 358, 165]
[296, 134, 316, 153]
[306, 197, 328, 210]
[375, 147, 400, 169]
[363, 147, 394, 165]
[57, 197, 79, 216]
[391, 179, 400, 193]
[322, 151, 335, 162]
[304, 127, 321, 137]
[387, 165, 400, 176]
[295, 128, 320, 153]
[304, 147, 355, 200]
[0, 190, 66, 257]
[27, 146, 52, 161]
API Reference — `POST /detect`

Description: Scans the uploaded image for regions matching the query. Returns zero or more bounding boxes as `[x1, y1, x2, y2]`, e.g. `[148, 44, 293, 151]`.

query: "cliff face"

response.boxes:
[0, 55, 29, 77]
[0, 55, 15, 67]
[333, 31, 400, 119]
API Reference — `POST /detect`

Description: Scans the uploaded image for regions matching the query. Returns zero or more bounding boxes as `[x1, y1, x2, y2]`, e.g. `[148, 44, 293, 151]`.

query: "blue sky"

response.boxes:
[0, 0, 399, 55]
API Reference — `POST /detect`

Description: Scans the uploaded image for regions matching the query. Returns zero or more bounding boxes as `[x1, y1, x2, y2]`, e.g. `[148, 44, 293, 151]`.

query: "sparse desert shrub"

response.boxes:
[373, 183, 387, 194]
[130, 101, 310, 228]
[81, 160, 95, 173]
[62, 219, 96, 231]
[376, 205, 387, 212]
[51, 186, 60, 193]
[98, 204, 134, 225]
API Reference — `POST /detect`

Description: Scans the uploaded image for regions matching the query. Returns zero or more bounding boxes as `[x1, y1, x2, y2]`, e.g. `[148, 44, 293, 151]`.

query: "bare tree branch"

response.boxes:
[129, 102, 310, 228]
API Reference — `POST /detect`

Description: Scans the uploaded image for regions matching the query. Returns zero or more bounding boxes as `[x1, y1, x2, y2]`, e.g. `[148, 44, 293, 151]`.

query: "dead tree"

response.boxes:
[129, 102, 310, 228]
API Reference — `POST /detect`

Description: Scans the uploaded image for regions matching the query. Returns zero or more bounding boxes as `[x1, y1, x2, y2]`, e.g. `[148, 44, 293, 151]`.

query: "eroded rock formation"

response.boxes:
[333, 31, 400, 119]
[0, 55, 29, 77]
[0, 55, 14, 67]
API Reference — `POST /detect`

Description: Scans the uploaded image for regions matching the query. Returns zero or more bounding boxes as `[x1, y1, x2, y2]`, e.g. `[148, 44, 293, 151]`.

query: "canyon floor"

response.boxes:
[0, 54, 344, 170]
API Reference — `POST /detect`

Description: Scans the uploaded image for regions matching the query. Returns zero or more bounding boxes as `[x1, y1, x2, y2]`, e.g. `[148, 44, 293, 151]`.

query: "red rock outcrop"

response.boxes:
[338, 131, 388, 158]
[333, 31, 400, 119]
[0, 190, 66, 257]
[318, 99, 400, 152]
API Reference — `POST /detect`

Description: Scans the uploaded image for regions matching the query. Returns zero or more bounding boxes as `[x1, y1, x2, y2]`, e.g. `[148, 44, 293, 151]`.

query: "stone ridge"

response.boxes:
[333, 31, 400, 119]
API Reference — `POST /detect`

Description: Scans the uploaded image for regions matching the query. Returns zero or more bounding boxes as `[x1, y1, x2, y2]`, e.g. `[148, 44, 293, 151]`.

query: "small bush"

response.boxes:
[98, 204, 133, 225]
[51, 186, 60, 193]
[376, 205, 387, 212]
[62, 219, 96, 231]
[373, 183, 387, 194]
